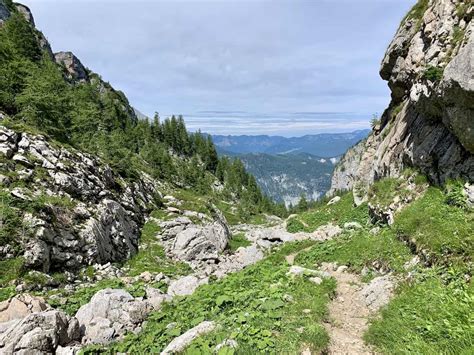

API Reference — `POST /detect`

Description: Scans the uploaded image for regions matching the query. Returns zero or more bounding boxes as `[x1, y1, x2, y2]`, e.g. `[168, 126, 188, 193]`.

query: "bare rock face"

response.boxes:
[0, 310, 80, 354]
[0, 1, 10, 25]
[15, 3, 34, 26]
[330, 0, 474, 194]
[0, 125, 160, 273]
[54, 51, 89, 82]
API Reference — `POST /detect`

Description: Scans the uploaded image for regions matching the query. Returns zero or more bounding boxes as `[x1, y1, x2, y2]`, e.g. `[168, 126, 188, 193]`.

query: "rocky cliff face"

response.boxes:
[330, 0, 473, 198]
[0, 123, 160, 273]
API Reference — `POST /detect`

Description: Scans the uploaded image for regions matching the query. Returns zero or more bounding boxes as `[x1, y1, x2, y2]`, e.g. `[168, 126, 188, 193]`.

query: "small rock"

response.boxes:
[369, 227, 380, 235]
[337, 265, 348, 273]
[167, 206, 181, 214]
[327, 196, 341, 205]
[214, 339, 238, 352]
[167, 275, 208, 297]
[309, 276, 323, 285]
[302, 309, 311, 314]
[139, 271, 153, 283]
[343, 221, 363, 230]
[360, 275, 394, 312]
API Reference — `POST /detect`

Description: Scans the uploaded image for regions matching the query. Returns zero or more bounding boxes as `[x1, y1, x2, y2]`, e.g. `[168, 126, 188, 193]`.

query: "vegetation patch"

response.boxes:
[394, 187, 473, 264]
[88, 241, 335, 354]
[423, 65, 444, 82]
[227, 232, 251, 252]
[0, 257, 24, 288]
[286, 192, 368, 233]
[122, 220, 191, 277]
[366, 268, 474, 354]
[295, 228, 412, 277]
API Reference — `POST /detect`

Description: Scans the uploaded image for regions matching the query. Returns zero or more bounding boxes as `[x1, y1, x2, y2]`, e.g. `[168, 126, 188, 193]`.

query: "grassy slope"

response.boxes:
[294, 182, 473, 354]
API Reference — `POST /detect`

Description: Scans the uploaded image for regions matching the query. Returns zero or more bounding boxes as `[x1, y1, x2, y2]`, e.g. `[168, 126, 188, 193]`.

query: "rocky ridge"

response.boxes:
[330, 0, 474, 197]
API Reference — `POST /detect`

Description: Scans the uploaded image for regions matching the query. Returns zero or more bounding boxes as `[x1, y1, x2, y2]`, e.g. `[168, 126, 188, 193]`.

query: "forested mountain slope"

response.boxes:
[237, 153, 335, 206]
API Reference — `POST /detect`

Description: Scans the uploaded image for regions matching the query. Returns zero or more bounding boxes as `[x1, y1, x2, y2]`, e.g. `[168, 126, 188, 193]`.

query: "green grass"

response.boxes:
[172, 189, 213, 216]
[367, 171, 426, 209]
[0, 190, 24, 249]
[228, 232, 251, 252]
[87, 241, 336, 354]
[0, 286, 16, 302]
[394, 187, 474, 264]
[286, 192, 368, 233]
[122, 220, 191, 277]
[295, 228, 412, 277]
[0, 257, 24, 287]
[366, 269, 474, 354]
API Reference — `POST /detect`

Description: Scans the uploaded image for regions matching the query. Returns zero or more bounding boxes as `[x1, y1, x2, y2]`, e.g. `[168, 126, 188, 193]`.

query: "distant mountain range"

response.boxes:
[238, 153, 336, 206]
[212, 130, 370, 158]
[212, 130, 370, 205]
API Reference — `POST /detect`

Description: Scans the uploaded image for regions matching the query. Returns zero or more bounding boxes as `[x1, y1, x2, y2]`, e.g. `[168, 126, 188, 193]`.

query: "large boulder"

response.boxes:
[171, 222, 230, 261]
[0, 294, 49, 323]
[75, 289, 152, 345]
[0, 310, 80, 354]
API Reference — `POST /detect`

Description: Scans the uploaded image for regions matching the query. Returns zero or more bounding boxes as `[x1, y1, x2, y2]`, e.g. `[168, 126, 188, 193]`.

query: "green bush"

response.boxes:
[445, 180, 468, 209]
[423, 66, 444, 82]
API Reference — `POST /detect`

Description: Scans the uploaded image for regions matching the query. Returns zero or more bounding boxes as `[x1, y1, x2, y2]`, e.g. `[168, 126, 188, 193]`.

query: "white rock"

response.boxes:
[167, 275, 208, 297]
[160, 321, 216, 355]
[327, 196, 341, 205]
[309, 276, 323, 285]
[360, 275, 394, 312]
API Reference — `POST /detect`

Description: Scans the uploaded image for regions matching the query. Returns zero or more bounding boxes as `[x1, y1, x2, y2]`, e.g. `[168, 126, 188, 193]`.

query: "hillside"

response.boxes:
[0, 1, 473, 355]
[237, 153, 336, 206]
[212, 130, 370, 157]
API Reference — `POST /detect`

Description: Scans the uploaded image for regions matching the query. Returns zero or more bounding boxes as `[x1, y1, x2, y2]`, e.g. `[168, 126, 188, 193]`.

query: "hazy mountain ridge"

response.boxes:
[212, 129, 370, 157]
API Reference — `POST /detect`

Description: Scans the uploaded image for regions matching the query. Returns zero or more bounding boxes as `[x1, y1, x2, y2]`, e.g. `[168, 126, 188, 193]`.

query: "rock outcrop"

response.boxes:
[0, 125, 160, 273]
[54, 51, 89, 82]
[0, 309, 80, 354]
[75, 288, 152, 345]
[330, 0, 474, 196]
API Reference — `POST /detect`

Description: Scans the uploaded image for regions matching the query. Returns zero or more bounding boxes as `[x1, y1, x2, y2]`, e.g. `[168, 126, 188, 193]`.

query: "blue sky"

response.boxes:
[22, 0, 414, 136]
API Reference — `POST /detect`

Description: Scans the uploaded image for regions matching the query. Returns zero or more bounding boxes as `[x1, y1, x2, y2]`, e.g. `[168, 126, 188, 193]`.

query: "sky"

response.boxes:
[22, 0, 414, 136]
